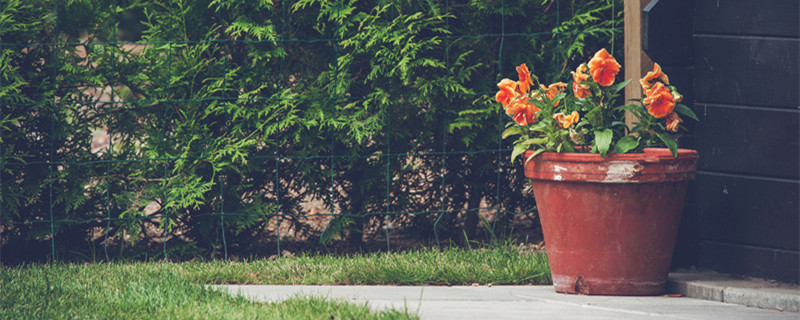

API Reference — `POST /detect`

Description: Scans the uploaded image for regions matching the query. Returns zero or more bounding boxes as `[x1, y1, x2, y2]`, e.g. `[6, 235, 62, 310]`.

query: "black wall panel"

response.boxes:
[695, 0, 800, 37]
[693, 172, 799, 250]
[694, 36, 799, 108]
[694, 104, 799, 178]
[698, 241, 799, 283]
[643, 0, 693, 66]
[662, 0, 800, 284]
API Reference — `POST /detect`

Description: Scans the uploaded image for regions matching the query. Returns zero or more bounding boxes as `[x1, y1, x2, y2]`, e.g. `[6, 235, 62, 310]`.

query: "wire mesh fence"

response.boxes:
[0, 0, 622, 264]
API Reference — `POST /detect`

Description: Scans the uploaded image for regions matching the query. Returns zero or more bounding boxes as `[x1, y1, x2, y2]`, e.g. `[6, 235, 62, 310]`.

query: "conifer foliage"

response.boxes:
[0, 0, 622, 262]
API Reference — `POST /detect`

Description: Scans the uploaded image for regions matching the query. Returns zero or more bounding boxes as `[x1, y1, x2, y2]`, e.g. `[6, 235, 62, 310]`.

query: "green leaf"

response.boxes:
[613, 135, 639, 154]
[501, 126, 523, 139]
[551, 92, 567, 106]
[584, 105, 603, 126]
[595, 128, 613, 157]
[528, 122, 549, 133]
[511, 144, 529, 164]
[525, 149, 545, 165]
[608, 79, 631, 94]
[560, 140, 576, 152]
[526, 137, 547, 145]
[613, 104, 642, 114]
[656, 132, 679, 158]
[611, 121, 628, 128]
[674, 104, 699, 121]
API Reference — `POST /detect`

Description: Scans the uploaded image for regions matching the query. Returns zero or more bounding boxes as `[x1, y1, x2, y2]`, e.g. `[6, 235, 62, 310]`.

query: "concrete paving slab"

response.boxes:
[668, 271, 800, 312]
[212, 285, 799, 320]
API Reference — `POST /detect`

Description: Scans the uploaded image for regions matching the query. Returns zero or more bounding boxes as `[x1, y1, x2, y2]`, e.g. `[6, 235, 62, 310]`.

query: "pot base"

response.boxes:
[552, 274, 665, 296]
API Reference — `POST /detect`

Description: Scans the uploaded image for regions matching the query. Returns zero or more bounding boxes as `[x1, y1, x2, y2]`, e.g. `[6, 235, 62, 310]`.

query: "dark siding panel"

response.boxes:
[694, 36, 799, 108]
[683, 1, 800, 283]
[694, 104, 799, 178]
[643, 0, 693, 66]
[695, 0, 800, 37]
[672, 202, 700, 270]
[698, 241, 799, 283]
[693, 172, 799, 250]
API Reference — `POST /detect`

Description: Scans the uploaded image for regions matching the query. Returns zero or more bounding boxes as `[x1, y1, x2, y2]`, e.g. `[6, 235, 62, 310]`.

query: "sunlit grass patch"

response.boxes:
[2, 247, 549, 319]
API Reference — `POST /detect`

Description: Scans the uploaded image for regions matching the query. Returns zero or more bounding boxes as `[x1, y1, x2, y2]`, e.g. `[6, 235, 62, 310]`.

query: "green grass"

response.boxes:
[1, 247, 550, 319]
[191, 247, 551, 286]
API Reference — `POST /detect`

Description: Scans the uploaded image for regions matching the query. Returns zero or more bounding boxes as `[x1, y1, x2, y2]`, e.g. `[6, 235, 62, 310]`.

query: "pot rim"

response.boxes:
[525, 147, 698, 163]
[523, 148, 699, 183]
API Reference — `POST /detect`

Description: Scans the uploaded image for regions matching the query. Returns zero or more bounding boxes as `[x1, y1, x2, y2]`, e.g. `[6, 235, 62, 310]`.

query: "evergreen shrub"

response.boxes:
[0, 0, 622, 262]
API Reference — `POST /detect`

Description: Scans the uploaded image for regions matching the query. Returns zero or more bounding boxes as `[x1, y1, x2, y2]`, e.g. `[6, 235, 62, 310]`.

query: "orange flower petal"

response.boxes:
[588, 48, 621, 87]
[572, 64, 591, 98]
[553, 111, 580, 129]
[665, 112, 682, 132]
[573, 83, 590, 98]
[545, 82, 567, 106]
[566, 111, 580, 124]
[643, 83, 675, 118]
[640, 63, 670, 93]
[659, 69, 670, 85]
[516, 64, 534, 94]
[508, 99, 541, 126]
[495, 79, 518, 108]
[639, 78, 652, 94]
[546, 82, 567, 98]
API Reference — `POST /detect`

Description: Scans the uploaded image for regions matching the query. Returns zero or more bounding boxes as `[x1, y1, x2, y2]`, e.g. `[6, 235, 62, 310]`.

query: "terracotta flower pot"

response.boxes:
[524, 148, 698, 295]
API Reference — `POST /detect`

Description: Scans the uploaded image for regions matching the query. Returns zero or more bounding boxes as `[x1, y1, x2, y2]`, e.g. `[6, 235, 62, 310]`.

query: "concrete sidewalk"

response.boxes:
[213, 284, 797, 320]
[668, 271, 799, 312]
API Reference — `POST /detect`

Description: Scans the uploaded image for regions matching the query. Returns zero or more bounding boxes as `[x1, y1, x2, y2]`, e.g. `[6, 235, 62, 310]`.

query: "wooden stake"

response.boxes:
[624, 0, 654, 129]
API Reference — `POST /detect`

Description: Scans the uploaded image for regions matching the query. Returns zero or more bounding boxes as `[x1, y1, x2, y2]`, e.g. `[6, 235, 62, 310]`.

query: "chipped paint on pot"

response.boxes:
[603, 161, 643, 182]
[553, 165, 567, 181]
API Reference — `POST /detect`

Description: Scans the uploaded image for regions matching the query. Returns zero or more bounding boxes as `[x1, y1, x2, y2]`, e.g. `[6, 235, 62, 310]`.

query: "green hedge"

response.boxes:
[0, 0, 622, 262]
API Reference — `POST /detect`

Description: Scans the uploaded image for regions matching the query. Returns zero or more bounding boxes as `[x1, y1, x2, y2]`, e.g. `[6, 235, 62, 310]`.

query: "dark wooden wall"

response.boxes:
[645, 0, 799, 283]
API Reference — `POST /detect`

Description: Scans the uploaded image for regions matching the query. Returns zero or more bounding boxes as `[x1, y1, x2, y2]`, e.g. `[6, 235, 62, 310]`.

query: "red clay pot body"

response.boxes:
[524, 148, 698, 295]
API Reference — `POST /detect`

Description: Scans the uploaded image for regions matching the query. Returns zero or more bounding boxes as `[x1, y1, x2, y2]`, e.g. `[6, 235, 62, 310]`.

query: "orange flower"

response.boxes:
[639, 63, 670, 93]
[643, 82, 675, 118]
[545, 82, 567, 99]
[587, 48, 621, 87]
[507, 99, 541, 126]
[553, 111, 580, 129]
[540, 82, 567, 106]
[571, 64, 591, 98]
[516, 63, 534, 94]
[495, 78, 518, 108]
[665, 112, 682, 132]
